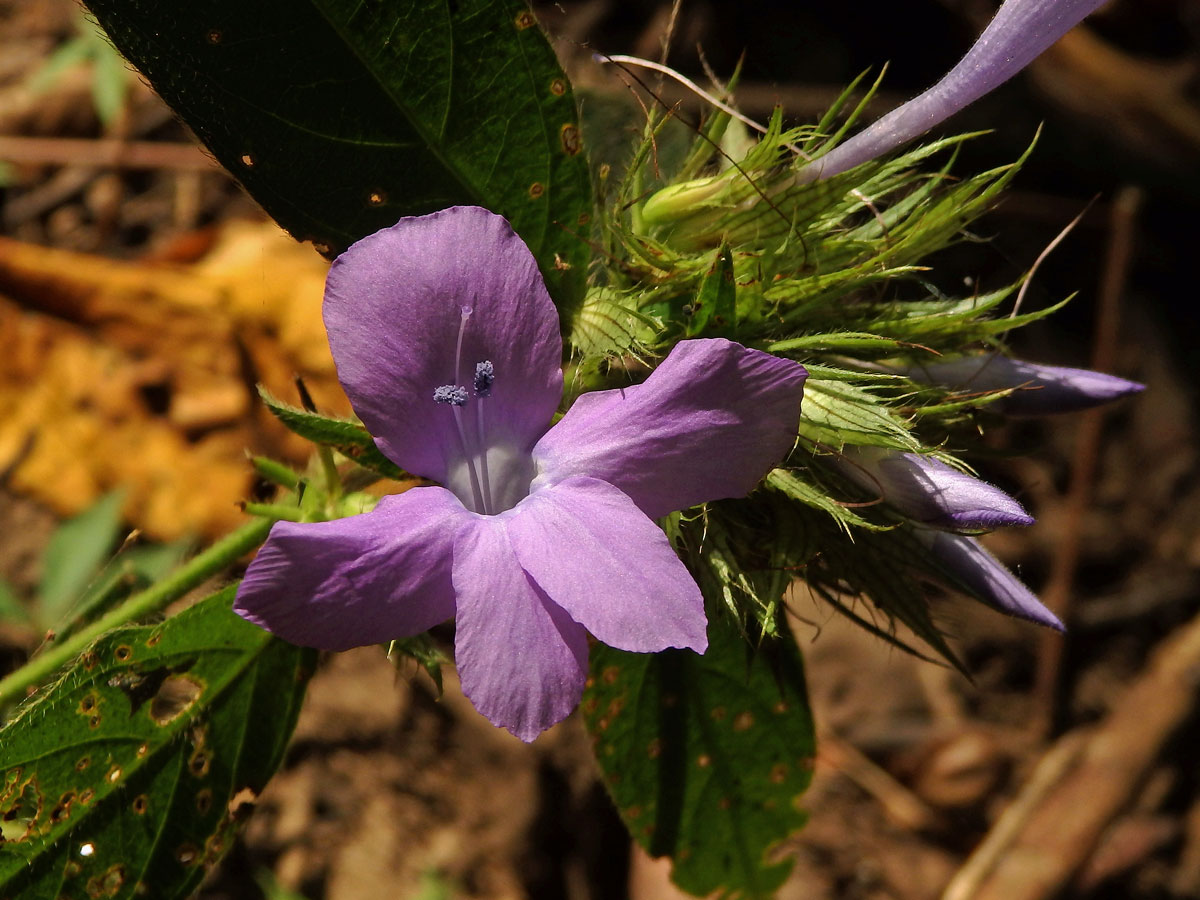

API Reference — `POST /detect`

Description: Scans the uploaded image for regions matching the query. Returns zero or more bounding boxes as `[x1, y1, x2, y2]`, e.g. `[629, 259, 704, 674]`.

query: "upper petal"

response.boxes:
[532, 339, 807, 519]
[233, 486, 468, 651]
[506, 476, 707, 654]
[323, 206, 564, 483]
[802, 0, 1107, 181]
[452, 516, 589, 742]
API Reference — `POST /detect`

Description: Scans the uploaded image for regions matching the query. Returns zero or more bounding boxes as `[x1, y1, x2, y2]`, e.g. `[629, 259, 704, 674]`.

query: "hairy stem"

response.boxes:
[0, 517, 272, 709]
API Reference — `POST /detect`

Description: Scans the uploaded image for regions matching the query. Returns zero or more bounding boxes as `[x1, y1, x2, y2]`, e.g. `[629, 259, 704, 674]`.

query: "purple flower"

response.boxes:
[906, 355, 1144, 415]
[801, 0, 1107, 181]
[915, 529, 1061, 630]
[234, 206, 808, 741]
[836, 445, 1033, 529]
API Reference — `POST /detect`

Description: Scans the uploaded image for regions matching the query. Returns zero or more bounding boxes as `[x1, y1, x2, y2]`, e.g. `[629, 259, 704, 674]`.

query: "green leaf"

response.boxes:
[583, 616, 814, 899]
[798, 378, 919, 451]
[81, 0, 592, 311]
[0, 586, 313, 899]
[38, 490, 126, 628]
[258, 387, 409, 482]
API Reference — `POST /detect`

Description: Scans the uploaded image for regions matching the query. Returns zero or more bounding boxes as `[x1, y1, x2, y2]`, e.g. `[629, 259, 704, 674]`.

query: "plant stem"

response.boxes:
[0, 517, 272, 708]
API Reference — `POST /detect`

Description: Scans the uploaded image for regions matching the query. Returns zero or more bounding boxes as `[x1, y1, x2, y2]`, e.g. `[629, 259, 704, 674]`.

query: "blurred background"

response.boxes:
[0, 1, 1197, 897]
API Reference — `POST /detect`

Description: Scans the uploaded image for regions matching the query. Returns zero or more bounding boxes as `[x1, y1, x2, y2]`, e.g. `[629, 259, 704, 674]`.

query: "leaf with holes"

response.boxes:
[0, 586, 313, 899]
[81, 0, 592, 311]
[583, 615, 815, 899]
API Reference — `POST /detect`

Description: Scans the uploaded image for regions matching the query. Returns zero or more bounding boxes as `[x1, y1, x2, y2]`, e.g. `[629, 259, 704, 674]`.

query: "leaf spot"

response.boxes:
[195, 788, 213, 815]
[710, 706, 727, 721]
[769, 763, 788, 784]
[560, 124, 582, 156]
[239, 153, 256, 169]
[647, 739, 662, 759]
[528, 182, 544, 199]
[88, 715, 102, 729]
[86, 863, 126, 897]
[176, 843, 200, 865]
[205, 30, 222, 45]
[131, 795, 148, 816]
[113, 645, 133, 663]
[550, 78, 566, 96]
[135, 743, 149, 758]
[697, 754, 712, 768]
[601, 666, 620, 685]
[75, 756, 90, 772]
[719, 796, 733, 810]
[77, 692, 100, 716]
[773, 701, 789, 715]
[188, 749, 211, 779]
[105, 766, 122, 784]
[577, 212, 591, 226]
[367, 189, 387, 207]
[80, 842, 96, 858]
[733, 711, 755, 731]
[79, 788, 95, 805]
[514, 10, 536, 29]
[49, 791, 75, 824]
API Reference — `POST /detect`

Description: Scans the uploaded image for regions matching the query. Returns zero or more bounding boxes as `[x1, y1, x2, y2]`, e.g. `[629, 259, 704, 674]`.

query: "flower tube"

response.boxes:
[801, 0, 1108, 182]
[836, 445, 1033, 529]
[907, 355, 1144, 415]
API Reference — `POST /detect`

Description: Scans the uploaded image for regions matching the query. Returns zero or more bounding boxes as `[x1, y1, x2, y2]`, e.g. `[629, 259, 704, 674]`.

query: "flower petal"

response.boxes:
[907, 355, 1144, 416]
[533, 339, 807, 518]
[323, 206, 563, 484]
[838, 446, 1034, 529]
[233, 487, 467, 651]
[506, 476, 707, 654]
[918, 530, 1062, 630]
[453, 516, 589, 742]
[803, 0, 1107, 181]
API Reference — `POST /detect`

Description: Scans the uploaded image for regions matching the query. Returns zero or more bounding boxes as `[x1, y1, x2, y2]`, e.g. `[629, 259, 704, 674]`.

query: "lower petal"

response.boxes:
[453, 517, 589, 742]
[234, 486, 467, 651]
[506, 477, 707, 654]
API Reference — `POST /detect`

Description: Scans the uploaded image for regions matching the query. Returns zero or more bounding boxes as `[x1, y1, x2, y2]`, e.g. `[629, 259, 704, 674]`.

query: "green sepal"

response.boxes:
[258, 387, 409, 482]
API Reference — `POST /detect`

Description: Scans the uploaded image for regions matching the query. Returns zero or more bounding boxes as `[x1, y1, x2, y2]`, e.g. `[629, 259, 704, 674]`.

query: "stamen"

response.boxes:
[473, 360, 494, 397]
[433, 384, 468, 406]
[451, 405, 487, 514]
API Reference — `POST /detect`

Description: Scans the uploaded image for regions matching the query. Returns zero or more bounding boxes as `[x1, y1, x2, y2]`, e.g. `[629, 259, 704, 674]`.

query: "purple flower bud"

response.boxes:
[906, 355, 1144, 415]
[837, 445, 1033, 529]
[915, 529, 1062, 630]
[801, 0, 1107, 182]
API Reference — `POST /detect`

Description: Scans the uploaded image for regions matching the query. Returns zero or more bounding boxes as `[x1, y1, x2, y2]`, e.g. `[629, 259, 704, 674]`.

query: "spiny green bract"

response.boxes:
[569, 77, 1060, 662]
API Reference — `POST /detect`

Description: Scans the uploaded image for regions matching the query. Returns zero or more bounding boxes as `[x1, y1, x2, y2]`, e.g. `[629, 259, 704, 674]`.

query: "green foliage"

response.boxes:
[583, 614, 814, 899]
[38, 490, 127, 627]
[0, 586, 313, 899]
[29, 13, 129, 126]
[81, 0, 592, 311]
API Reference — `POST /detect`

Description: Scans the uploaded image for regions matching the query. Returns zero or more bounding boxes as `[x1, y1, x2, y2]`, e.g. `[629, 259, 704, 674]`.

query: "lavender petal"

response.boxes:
[507, 476, 708, 654]
[323, 206, 563, 484]
[532, 338, 807, 519]
[452, 516, 590, 742]
[234, 487, 467, 651]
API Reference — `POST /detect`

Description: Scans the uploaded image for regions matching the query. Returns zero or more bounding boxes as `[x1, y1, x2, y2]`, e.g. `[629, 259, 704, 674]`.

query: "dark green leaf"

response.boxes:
[38, 489, 126, 628]
[258, 387, 409, 481]
[0, 586, 313, 899]
[81, 0, 593, 311]
[583, 616, 814, 899]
